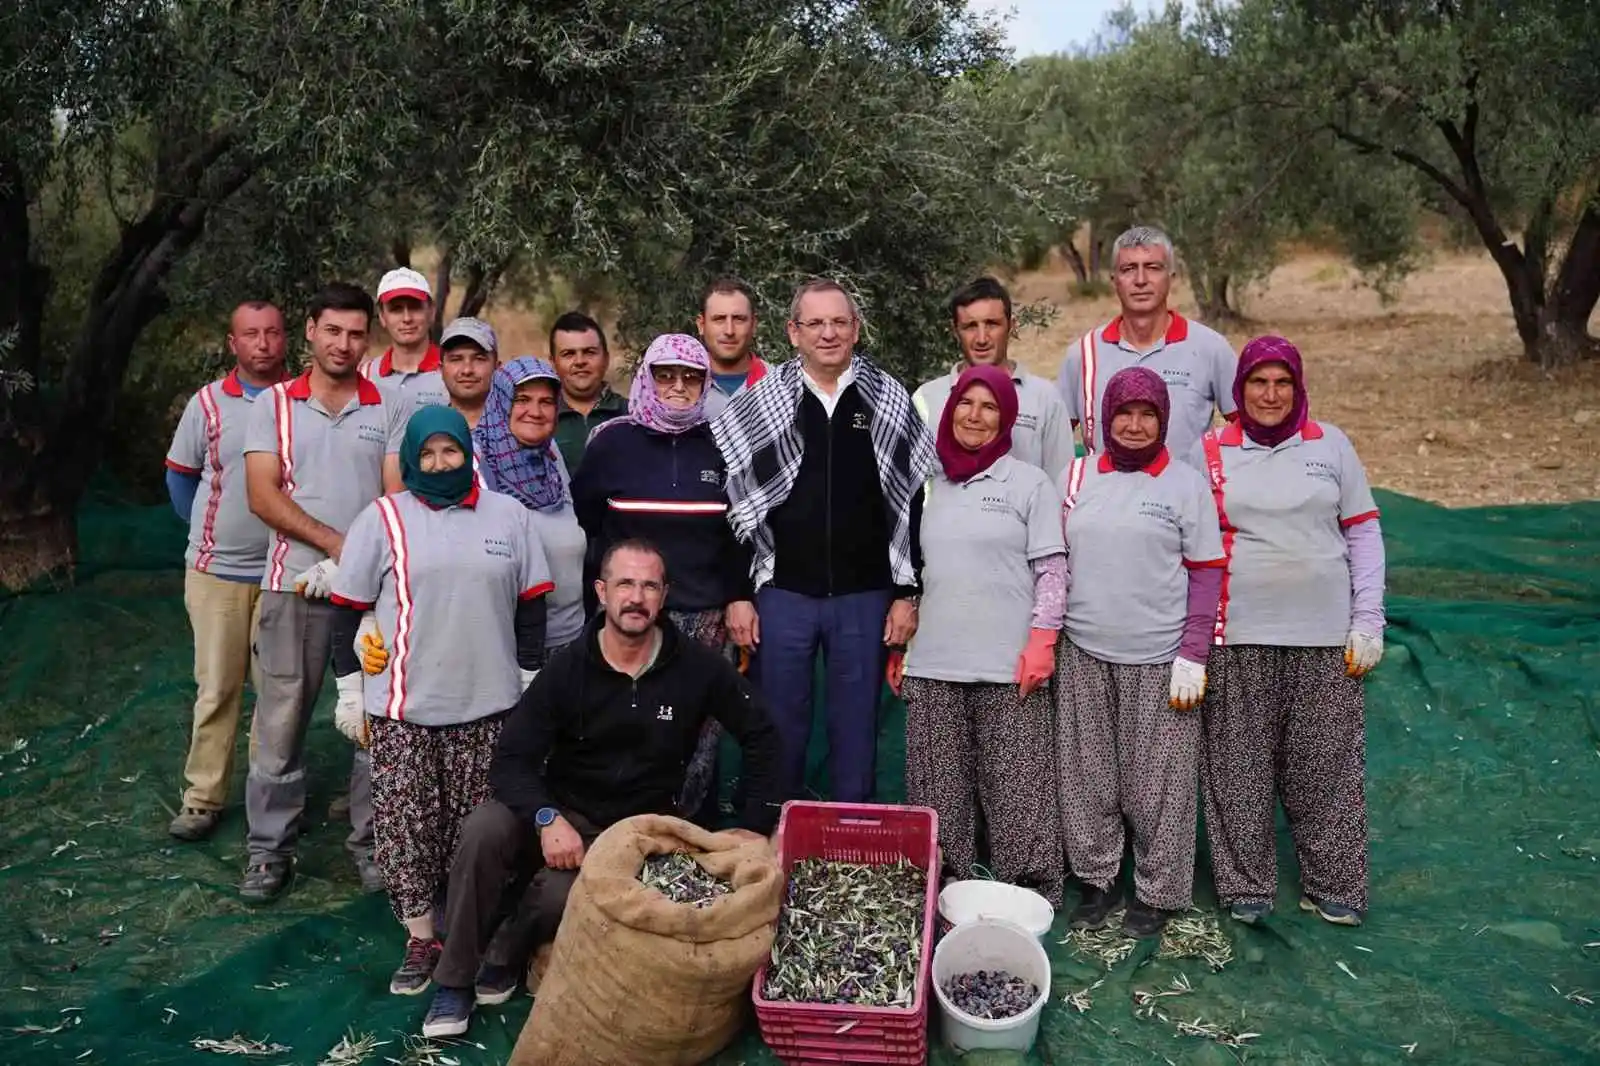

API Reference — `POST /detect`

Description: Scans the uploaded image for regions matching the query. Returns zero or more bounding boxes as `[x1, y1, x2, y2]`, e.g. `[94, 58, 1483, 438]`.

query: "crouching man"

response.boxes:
[421, 537, 785, 1037]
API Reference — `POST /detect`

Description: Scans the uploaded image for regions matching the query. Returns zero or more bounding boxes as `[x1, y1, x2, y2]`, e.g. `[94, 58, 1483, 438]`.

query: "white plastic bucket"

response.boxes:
[938, 879, 1055, 939]
[931, 917, 1052, 1053]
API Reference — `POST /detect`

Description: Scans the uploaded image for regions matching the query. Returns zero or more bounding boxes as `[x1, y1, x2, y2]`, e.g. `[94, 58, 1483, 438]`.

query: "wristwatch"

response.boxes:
[535, 807, 560, 828]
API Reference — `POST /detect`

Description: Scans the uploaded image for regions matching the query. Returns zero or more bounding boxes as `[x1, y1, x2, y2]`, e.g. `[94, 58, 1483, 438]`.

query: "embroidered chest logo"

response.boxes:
[356, 421, 388, 446]
[850, 411, 870, 431]
[1139, 500, 1180, 527]
[1159, 368, 1193, 389]
[980, 492, 1010, 515]
[1014, 412, 1038, 430]
[699, 469, 723, 486]
[1304, 459, 1339, 483]
[483, 537, 513, 559]
[656, 704, 674, 722]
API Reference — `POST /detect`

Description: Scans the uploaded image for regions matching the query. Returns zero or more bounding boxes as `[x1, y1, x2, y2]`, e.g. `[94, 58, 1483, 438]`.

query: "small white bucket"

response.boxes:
[938, 879, 1055, 939]
[931, 917, 1052, 1053]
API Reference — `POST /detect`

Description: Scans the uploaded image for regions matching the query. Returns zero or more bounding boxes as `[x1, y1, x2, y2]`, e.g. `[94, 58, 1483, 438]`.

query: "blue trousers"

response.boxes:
[754, 587, 892, 804]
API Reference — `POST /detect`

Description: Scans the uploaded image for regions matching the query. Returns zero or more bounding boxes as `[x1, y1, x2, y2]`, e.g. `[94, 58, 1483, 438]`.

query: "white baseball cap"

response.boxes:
[439, 317, 498, 353]
[376, 267, 432, 304]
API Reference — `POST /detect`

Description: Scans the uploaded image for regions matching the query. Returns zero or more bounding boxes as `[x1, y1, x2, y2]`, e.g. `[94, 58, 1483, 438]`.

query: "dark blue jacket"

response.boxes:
[571, 420, 754, 613]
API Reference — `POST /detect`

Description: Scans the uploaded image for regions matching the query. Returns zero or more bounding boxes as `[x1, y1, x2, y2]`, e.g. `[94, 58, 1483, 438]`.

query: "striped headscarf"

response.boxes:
[473, 356, 569, 512]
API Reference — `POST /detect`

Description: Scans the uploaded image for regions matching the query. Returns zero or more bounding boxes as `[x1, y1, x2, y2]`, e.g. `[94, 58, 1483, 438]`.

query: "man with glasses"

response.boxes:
[711, 279, 936, 804]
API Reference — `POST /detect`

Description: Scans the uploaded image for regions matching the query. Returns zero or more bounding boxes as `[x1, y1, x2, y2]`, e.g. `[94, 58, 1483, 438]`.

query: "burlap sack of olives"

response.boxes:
[509, 814, 781, 1066]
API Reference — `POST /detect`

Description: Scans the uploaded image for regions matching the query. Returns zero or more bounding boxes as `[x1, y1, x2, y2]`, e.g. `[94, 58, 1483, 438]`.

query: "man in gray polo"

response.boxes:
[438, 316, 498, 431]
[913, 276, 1075, 482]
[239, 281, 404, 903]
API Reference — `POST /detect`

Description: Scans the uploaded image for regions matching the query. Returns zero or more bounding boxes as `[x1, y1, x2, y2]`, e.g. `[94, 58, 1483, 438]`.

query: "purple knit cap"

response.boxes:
[1101, 366, 1169, 471]
[1235, 335, 1308, 447]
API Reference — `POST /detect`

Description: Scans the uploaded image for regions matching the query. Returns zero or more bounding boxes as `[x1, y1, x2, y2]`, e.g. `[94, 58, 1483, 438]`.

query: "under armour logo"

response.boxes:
[851, 411, 870, 431]
[656, 705, 674, 721]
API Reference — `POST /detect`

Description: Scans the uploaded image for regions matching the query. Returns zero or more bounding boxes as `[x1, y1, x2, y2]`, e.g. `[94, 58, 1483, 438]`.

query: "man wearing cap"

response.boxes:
[238, 281, 406, 903]
[548, 310, 626, 476]
[913, 276, 1075, 481]
[164, 300, 291, 842]
[696, 277, 770, 420]
[438, 317, 498, 431]
[1056, 226, 1238, 464]
[364, 267, 449, 424]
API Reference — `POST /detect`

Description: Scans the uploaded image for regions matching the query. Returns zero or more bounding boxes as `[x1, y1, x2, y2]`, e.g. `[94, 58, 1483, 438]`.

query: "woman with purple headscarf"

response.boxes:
[1188, 336, 1385, 929]
[570, 334, 755, 827]
[1056, 366, 1226, 940]
[902, 365, 1068, 906]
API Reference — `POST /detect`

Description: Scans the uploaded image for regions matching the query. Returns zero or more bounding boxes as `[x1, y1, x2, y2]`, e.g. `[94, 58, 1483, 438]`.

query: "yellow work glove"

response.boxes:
[356, 611, 389, 675]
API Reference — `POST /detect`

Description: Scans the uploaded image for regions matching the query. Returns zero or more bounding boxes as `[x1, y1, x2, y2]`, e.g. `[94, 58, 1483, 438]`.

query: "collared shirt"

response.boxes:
[1188, 421, 1379, 648]
[907, 455, 1064, 683]
[913, 362, 1076, 481]
[1056, 312, 1238, 464]
[1060, 448, 1225, 665]
[243, 373, 404, 592]
[361, 344, 448, 428]
[703, 356, 770, 419]
[800, 361, 857, 419]
[165, 369, 284, 579]
[553, 386, 627, 477]
[331, 486, 554, 727]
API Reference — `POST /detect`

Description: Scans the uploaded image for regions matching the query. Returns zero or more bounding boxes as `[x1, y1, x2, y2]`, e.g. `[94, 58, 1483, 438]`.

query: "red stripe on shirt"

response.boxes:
[195, 383, 225, 573]
[1201, 430, 1236, 646]
[165, 458, 201, 475]
[519, 580, 555, 601]
[1340, 509, 1380, 528]
[1183, 557, 1227, 569]
[377, 497, 414, 721]
[329, 593, 374, 610]
[1080, 330, 1101, 454]
[267, 383, 297, 591]
[605, 498, 729, 515]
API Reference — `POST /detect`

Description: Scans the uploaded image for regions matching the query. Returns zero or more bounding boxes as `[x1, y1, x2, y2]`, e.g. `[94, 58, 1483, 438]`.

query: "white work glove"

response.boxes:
[292, 558, 339, 599]
[1169, 655, 1207, 711]
[1344, 629, 1383, 678]
[518, 669, 538, 692]
[333, 672, 369, 748]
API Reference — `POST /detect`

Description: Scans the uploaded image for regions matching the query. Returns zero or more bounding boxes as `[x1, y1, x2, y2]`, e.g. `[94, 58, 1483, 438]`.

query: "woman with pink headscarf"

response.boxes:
[901, 365, 1067, 907]
[570, 334, 755, 826]
[1188, 336, 1385, 929]
[1056, 366, 1225, 940]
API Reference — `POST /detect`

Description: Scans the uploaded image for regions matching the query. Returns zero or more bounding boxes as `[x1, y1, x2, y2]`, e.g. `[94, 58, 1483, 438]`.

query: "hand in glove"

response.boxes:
[356, 612, 389, 675]
[1344, 629, 1383, 678]
[1169, 656, 1207, 711]
[1013, 628, 1058, 699]
[333, 672, 369, 748]
[518, 668, 538, 692]
[293, 558, 339, 599]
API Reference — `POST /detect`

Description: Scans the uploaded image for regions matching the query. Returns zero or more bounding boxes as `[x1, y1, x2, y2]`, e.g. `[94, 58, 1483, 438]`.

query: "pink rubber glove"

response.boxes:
[886, 651, 906, 697]
[1014, 628, 1058, 699]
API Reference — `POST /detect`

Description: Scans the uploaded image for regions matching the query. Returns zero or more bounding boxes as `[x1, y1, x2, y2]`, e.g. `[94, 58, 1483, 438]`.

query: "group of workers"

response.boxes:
[162, 224, 1385, 1038]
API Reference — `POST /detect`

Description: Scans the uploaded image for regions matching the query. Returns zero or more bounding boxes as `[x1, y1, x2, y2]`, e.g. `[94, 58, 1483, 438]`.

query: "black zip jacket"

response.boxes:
[490, 612, 784, 834]
[766, 384, 922, 599]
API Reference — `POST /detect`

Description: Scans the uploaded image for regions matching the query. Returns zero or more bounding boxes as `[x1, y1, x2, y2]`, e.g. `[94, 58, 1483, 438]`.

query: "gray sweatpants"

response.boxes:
[1055, 641, 1199, 911]
[246, 591, 373, 863]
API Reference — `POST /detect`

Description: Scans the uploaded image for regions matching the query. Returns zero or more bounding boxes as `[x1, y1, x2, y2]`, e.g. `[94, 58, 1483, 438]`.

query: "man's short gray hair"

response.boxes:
[788, 277, 862, 323]
[1112, 226, 1175, 266]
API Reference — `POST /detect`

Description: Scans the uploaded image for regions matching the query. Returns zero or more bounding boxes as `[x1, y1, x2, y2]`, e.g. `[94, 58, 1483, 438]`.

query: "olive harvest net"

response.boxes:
[0, 487, 1596, 1065]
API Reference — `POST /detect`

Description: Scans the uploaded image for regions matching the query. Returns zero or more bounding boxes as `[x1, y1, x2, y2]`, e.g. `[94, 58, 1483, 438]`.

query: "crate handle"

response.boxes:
[836, 816, 883, 827]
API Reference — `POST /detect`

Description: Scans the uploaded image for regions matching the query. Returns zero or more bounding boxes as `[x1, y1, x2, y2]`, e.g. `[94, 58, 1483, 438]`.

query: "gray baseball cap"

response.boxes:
[439, 316, 498, 354]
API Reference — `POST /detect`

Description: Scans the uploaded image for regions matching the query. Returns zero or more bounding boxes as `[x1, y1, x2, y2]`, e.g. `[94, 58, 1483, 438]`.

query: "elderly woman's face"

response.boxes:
[418, 433, 467, 473]
[1110, 400, 1161, 450]
[650, 364, 706, 410]
[952, 382, 1002, 451]
[511, 380, 558, 447]
[1242, 362, 1296, 427]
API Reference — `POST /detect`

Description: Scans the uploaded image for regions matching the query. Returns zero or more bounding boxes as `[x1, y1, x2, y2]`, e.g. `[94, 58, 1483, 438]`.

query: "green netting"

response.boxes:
[1, 488, 1597, 1065]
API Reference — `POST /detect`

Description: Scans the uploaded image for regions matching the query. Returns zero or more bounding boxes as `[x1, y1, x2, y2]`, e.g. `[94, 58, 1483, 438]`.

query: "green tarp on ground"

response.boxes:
[1, 488, 1597, 1064]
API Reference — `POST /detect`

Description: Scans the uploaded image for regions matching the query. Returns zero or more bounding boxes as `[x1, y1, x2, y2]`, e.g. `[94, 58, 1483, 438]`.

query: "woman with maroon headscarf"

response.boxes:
[901, 365, 1067, 906]
[1188, 336, 1385, 928]
[1056, 366, 1225, 939]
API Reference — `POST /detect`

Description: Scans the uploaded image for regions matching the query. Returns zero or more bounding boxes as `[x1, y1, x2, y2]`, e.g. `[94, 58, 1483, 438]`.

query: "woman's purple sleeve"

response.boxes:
[1030, 553, 1068, 630]
[1179, 566, 1223, 663]
[1344, 517, 1387, 635]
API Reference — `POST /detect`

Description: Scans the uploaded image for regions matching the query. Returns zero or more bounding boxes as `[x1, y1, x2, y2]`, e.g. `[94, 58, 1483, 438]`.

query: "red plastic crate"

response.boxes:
[753, 801, 941, 1066]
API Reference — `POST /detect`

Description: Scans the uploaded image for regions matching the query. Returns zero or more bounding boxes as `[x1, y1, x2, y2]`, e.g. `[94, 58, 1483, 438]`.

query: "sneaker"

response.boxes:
[1122, 898, 1173, 939]
[1228, 900, 1273, 925]
[239, 859, 292, 904]
[473, 962, 519, 1005]
[355, 852, 385, 894]
[1068, 883, 1123, 931]
[422, 985, 474, 1038]
[1300, 894, 1364, 926]
[390, 937, 442, 996]
[168, 806, 220, 842]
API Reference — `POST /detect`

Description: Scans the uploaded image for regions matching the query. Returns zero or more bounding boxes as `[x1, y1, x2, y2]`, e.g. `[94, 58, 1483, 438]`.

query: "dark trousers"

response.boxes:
[433, 800, 601, 988]
[753, 586, 891, 804]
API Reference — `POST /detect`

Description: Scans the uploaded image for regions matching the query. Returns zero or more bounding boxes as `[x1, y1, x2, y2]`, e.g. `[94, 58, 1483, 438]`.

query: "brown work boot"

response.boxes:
[168, 806, 221, 842]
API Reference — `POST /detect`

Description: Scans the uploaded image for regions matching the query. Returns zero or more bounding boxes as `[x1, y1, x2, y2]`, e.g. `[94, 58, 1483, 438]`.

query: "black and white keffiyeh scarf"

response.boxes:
[711, 354, 936, 590]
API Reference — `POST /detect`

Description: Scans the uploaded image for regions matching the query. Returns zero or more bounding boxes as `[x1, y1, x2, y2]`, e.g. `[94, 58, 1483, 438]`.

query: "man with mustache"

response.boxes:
[419, 538, 784, 1037]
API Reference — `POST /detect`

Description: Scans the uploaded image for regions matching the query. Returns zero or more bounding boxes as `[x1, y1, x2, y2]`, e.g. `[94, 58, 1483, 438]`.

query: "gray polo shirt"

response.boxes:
[243, 373, 403, 592]
[913, 363, 1076, 482]
[906, 456, 1064, 684]
[1188, 421, 1379, 648]
[332, 488, 554, 726]
[1056, 313, 1237, 464]
[165, 370, 276, 580]
[528, 502, 587, 648]
[362, 345, 448, 429]
[703, 357, 771, 420]
[1061, 450, 1225, 665]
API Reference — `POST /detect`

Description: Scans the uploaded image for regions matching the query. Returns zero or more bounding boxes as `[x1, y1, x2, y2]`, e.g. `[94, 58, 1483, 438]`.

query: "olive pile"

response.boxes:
[941, 968, 1039, 1020]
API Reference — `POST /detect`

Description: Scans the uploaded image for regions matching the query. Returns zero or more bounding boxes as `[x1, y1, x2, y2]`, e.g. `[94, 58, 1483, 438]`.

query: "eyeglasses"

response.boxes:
[794, 317, 856, 334]
[650, 367, 706, 387]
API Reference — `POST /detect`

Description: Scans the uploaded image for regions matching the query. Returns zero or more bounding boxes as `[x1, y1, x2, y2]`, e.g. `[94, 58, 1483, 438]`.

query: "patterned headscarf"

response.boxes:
[1101, 366, 1170, 472]
[1235, 335, 1309, 448]
[936, 364, 1018, 483]
[472, 356, 568, 512]
[624, 333, 712, 435]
